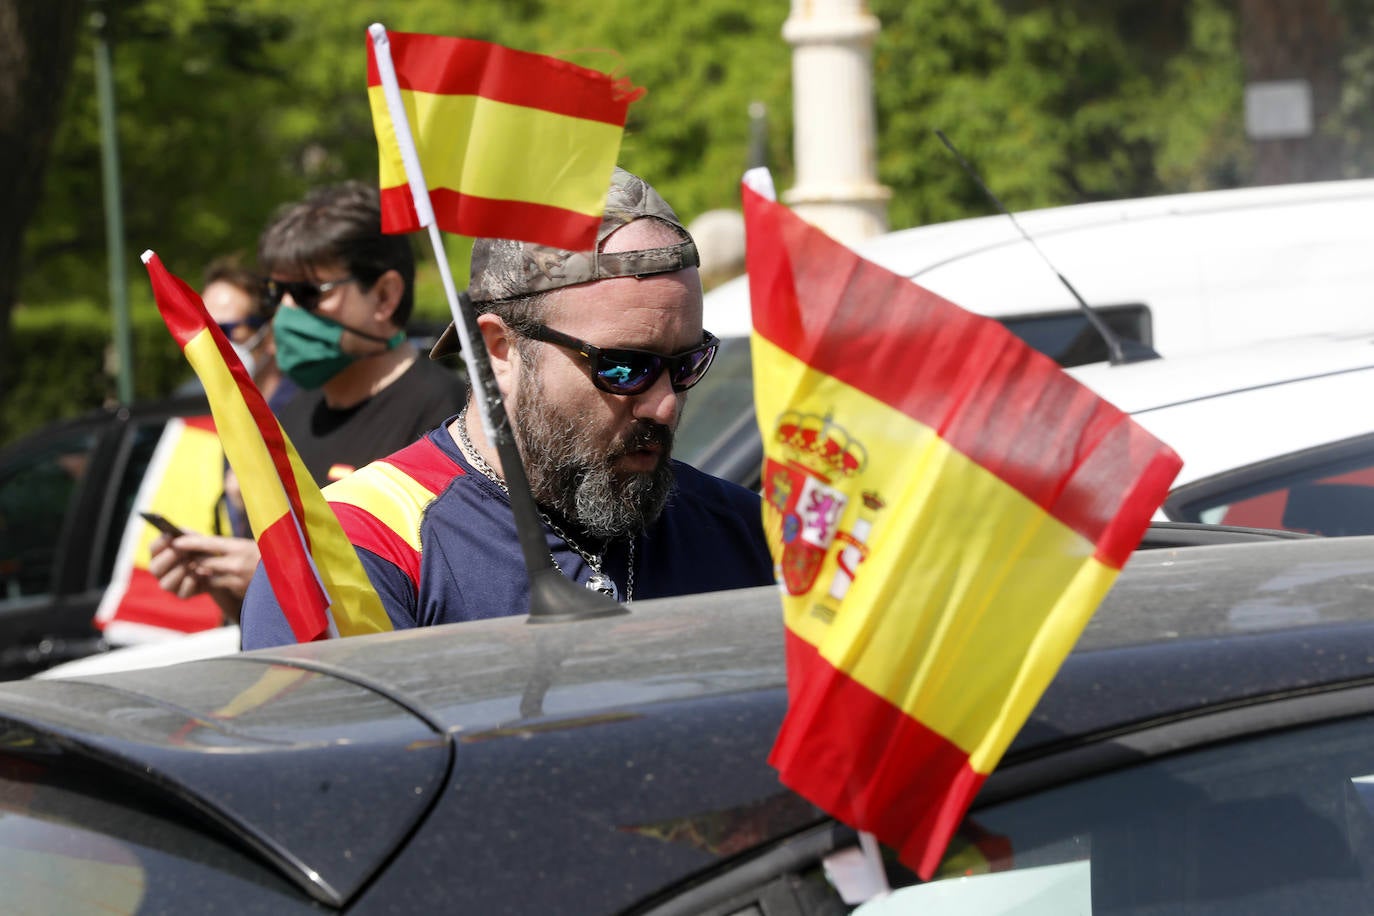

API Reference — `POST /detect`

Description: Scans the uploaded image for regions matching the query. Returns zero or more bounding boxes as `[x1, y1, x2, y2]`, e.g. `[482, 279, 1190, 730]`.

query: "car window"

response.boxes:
[677, 334, 757, 465]
[1000, 304, 1152, 368]
[876, 712, 1374, 914]
[0, 733, 317, 913]
[677, 306, 1152, 473]
[0, 426, 101, 603]
[664, 712, 1374, 915]
[1167, 437, 1374, 536]
[96, 419, 174, 587]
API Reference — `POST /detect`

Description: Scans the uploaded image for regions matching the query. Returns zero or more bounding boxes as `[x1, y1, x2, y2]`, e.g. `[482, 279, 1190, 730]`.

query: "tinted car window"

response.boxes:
[0, 427, 100, 602]
[1168, 436, 1374, 536]
[677, 306, 1152, 472]
[672, 712, 1374, 914]
[96, 419, 173, 587]
[906, 713, 1374, 913]
[1000, 304, 1152, 368]
[0, 734, 315, 913]
[676, 335, 758, 465]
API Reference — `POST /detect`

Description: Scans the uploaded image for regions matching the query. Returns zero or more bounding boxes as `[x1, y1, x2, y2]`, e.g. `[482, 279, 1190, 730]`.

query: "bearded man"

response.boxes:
[239, 168, 773, 646]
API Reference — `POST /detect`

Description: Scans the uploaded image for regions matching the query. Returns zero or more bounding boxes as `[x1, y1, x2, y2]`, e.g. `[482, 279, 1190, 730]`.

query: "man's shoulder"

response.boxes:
[324, 432, 469, 562]
[328, 433, 464, 508]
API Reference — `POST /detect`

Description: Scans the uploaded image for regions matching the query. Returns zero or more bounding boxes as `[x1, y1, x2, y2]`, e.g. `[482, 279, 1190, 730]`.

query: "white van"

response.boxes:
[681, 178, 1374, 469]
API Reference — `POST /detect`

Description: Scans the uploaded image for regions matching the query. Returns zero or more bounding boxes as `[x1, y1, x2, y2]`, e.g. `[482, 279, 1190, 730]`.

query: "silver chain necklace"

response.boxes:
[455, 409, 634, 603]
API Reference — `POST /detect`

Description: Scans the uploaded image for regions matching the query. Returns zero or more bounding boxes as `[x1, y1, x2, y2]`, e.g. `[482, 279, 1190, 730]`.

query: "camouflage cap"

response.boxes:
[430, 167, 699, 359]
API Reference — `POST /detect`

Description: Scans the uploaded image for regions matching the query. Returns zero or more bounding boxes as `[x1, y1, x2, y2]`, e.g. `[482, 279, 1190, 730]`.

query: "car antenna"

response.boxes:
[934, 129, 1159, 366]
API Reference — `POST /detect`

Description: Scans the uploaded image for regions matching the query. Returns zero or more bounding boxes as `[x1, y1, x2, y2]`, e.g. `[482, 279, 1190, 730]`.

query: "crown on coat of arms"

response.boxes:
[774, 410, 867, 478]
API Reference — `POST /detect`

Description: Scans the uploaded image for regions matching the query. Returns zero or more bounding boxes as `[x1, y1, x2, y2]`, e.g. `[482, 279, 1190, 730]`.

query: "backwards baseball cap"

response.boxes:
[430, 167, 700, 359]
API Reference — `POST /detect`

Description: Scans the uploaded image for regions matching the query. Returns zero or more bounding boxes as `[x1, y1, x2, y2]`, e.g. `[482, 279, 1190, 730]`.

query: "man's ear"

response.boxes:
[370, 270, 405, 324]
[477, 313, 518, 393]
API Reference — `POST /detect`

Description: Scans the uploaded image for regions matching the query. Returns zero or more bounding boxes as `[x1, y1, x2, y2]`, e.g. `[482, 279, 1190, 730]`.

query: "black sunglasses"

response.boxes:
[518, 323, 720, 396]
[264, 276, 357, 312]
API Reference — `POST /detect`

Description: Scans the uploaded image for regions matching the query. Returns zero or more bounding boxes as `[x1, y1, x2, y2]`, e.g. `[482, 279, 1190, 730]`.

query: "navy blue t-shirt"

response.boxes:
[240, 425, 775, 648]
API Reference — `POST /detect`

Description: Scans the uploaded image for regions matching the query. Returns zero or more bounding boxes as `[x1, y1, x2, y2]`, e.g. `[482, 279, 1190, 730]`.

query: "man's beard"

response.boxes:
[515, 363, 676, 538]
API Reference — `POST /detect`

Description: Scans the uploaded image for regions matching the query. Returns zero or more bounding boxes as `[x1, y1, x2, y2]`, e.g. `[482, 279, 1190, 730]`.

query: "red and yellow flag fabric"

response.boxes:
[744, 186, 1182, 879]
[94, 414, 227, 641]
[143, 252, 391, 643]
[366, 30, 642, 250]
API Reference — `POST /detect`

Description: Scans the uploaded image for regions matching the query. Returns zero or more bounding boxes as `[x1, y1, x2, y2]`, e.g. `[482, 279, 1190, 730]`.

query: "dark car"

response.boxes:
[1, 531, 1373, 912]
[0, 395, 218, 677]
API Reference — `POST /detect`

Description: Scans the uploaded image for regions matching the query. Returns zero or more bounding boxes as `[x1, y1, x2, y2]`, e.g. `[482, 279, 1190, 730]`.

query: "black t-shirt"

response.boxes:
[277, 357, 466, 486]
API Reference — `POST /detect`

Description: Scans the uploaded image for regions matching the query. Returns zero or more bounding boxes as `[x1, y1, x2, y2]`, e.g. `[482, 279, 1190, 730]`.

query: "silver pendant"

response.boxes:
[585, 573, 619, 601]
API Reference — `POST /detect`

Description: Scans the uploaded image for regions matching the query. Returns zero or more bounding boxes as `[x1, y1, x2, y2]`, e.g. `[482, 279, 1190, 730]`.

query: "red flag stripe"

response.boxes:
[108, 569, 224, 633]
[366, 32, 636, 124]
[744, 188, 1174, 569]
[257, 514, 330, 643]
[380, 186, 603, 250]
[183, 415, 217, 433]
[377, 436, 465, 492]
[332, 503, 421, 587]
[768, 632, 987, 880]
[152, 267, 313, 545]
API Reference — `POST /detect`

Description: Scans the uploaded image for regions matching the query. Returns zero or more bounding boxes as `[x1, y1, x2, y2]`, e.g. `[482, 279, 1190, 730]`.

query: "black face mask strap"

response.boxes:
[303, 309, 400, 345]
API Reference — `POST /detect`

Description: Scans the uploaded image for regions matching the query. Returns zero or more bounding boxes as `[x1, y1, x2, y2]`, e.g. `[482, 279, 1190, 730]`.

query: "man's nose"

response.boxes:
[631, 370, 681, 427]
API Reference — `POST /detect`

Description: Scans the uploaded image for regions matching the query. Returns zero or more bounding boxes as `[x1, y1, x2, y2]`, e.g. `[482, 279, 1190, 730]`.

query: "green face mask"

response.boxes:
[272, 306, 405, 389]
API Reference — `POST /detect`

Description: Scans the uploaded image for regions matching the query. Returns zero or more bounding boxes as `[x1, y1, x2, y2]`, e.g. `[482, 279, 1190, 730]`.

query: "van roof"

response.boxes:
[706, 178, 1374, 350]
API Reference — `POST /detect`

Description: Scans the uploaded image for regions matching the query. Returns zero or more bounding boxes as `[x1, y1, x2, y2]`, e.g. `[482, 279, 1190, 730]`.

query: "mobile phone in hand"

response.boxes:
[139, 511, 186, 539]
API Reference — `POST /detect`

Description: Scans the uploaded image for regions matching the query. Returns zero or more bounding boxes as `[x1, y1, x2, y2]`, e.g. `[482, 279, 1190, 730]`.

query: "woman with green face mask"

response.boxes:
[147, 181, 466, 627]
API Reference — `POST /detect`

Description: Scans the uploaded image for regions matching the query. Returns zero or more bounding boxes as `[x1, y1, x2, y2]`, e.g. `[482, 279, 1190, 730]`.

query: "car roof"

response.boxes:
[1068, 330, 1374, 486]
[1068, 329, 1374, 414]
[4, 535, 1374, 904]
[704, 178, 1374, 350]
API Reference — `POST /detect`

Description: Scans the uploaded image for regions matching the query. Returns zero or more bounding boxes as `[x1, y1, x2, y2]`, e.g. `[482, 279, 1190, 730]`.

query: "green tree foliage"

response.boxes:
[1335, 0, 1374, 173]
[872, 0, 1247, 228]
[8, 0, 1373, 444]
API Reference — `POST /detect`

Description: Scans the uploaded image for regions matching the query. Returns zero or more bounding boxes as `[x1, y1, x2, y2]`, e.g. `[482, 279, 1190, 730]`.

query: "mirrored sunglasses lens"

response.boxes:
[672, 346, 717, 390]
[597, 357, 658, 394]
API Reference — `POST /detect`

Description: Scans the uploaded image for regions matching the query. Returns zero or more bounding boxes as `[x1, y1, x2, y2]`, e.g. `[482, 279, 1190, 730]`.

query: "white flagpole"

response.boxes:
[367, 23, 498, 445]
[364, 24, 620, 620]
[743, 166, 778, 202]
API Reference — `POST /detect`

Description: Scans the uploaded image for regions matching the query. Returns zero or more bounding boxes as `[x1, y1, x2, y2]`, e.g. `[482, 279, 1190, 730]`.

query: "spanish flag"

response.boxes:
[366, 29, 642, 250]
[745, 185, 1181, 879]
[142, 252, 391, 643]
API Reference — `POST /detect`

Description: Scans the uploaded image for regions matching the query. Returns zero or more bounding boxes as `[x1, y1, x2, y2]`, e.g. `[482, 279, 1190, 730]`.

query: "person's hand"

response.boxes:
[148, 532, 261, 624]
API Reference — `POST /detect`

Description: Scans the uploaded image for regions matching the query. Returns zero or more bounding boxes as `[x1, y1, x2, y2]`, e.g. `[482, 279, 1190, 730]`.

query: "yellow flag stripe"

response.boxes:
[138, 420, 225, 564]
[754, 334, 1115, 773]
[325, 460, 435, 553]
[369, 86, 621, 217]
[185, 329, 390, 636]
[183, 331, 291, 532]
